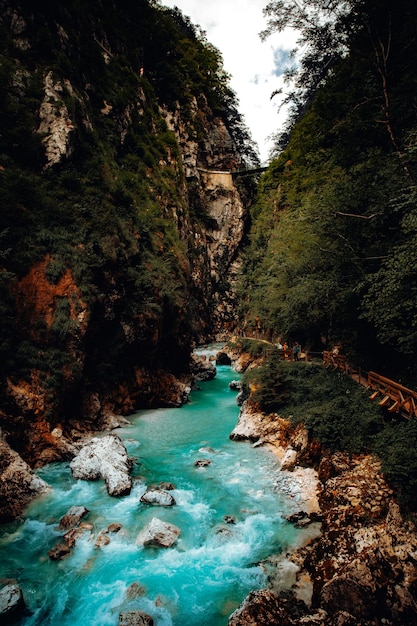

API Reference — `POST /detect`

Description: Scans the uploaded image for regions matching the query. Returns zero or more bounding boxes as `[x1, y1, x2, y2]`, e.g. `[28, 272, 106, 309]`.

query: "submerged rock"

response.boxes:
[58, 505, 89, 530]
[108, 522, 123, 533]
[194, 459, 211, 467]
[69, 433, 132, 496]
[136, 517, 180, 548]
[0, 581, 26, 623]
[119, 610, 154, 625]
[48, 542, 71, 560]
[140, 489, 176, 506]
[95, 531, 111, 548]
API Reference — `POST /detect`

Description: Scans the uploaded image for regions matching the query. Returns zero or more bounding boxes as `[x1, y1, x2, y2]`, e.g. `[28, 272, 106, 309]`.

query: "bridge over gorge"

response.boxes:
[323, 351, 417, 419]
[196, 166, 268, 188]
[231, 166, 269, 176]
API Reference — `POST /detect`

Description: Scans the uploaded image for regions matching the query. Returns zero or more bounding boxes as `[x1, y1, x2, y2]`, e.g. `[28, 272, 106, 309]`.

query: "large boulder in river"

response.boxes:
[136, 517, 180, 548]
[0, 581, 26, 623]
[58, 505, 89, 530]
[48, 542, 71, 561]
[69, 434, 132, 496]
[140, 489, 176, 506]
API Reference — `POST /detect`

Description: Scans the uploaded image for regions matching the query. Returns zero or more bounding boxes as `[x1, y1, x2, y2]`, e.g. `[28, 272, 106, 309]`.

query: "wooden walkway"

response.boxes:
[323, 351, 417, 418]
[229, 337, 417, 418]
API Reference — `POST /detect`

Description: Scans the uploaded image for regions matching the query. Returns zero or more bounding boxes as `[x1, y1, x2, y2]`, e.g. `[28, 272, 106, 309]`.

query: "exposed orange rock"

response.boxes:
[15, 255, 87, 336]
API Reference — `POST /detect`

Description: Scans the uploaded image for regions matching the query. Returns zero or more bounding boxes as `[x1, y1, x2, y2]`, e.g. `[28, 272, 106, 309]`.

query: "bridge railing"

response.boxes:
[323, 351, 417, 418]
[278, 348, 294, 360]
[367, 371, 417, 418]
[323, 351, 352, 373]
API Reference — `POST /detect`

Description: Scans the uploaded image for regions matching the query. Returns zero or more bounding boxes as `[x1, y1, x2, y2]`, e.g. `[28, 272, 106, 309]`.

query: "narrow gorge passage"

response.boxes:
[0, 346, 316, 626]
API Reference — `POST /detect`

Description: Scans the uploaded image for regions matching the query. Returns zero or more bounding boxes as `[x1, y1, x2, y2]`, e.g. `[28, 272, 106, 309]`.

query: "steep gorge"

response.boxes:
[0, 0, 256, 478]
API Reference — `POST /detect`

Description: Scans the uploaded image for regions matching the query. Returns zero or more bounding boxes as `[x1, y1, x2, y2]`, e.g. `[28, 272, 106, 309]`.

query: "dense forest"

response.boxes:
[238, 0, 417, 385]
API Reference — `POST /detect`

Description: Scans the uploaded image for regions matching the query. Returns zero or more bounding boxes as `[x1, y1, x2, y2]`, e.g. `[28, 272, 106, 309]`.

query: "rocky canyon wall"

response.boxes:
[0, 0, 254, 486]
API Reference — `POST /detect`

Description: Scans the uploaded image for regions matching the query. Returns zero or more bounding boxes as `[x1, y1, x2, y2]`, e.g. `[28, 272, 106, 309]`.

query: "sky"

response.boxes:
[162, 0, 297, 162]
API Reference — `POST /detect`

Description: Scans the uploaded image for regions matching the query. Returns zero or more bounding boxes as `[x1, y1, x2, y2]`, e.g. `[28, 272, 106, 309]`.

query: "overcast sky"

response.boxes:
[162, 0, 297, 162]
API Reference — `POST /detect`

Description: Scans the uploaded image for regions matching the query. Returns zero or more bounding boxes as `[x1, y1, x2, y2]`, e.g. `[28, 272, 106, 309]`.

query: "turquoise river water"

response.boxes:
[0, 346, 310, 625]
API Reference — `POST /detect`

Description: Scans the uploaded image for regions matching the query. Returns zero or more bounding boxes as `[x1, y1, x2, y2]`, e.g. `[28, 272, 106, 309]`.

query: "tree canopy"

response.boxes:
[238, 0, 417, 383]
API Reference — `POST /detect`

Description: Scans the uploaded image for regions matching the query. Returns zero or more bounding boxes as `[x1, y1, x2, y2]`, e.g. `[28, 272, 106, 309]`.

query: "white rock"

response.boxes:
[0, 582, 25, 620]
[140, 489, 176, 506]
[70, 434, 132, 496]
[136, 517, 180, 548]
[280, 448, 298, 471]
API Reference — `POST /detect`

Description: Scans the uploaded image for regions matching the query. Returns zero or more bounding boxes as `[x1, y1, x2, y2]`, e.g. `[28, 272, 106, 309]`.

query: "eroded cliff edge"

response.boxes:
[222, 348, 417, 626]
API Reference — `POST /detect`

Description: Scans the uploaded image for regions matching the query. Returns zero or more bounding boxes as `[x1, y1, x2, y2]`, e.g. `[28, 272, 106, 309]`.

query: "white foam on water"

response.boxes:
[0, 349, 314, 626]
[172, 488, 212, 518]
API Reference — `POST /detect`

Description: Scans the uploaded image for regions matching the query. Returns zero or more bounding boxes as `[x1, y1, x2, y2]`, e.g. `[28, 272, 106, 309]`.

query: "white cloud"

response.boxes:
[162, 0, 296, 161]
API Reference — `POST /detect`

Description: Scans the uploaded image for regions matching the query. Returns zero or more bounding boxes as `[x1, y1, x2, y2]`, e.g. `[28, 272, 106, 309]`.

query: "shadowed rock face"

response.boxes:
[0, 440, 50, 522]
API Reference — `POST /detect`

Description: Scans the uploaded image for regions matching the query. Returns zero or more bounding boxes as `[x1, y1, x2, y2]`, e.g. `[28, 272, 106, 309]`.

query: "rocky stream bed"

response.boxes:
[1, 350, 417, 625]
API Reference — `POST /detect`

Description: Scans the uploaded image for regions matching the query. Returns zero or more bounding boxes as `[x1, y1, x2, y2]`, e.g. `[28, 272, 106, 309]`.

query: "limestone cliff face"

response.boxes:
[0, 0, 254, 478]
[161, 95, 248, 336]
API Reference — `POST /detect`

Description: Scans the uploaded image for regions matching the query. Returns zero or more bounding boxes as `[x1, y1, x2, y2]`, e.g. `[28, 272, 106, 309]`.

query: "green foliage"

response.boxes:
[245, 358, 417, 509]
[245, 360, 384, 452]
[283, 364, 384, 453]
[0, 0, 257, 401]
[374, 420, 417, 510]
[50, 298, 77, 342]
[228, 337, 274, 360]
[243, 352, 291, 413]
[238, 0, 417, 381]
[45, 258, 67, 284]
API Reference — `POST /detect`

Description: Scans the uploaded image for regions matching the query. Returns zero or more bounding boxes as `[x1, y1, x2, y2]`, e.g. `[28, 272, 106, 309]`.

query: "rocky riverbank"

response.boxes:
[224, 353, 417, 625]
[0, 353, 215, 523]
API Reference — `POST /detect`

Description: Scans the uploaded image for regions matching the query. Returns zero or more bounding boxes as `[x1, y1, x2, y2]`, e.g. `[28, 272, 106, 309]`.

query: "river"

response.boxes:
[0, 345, 314, 625]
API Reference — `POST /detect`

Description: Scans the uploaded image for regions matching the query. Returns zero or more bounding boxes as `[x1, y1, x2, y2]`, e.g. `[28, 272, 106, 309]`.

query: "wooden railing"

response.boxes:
[278, 348, 294, 360]
[323, 351, 417, 418]
[367, 372, 417, 418]
[323, 351, 349, 372]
